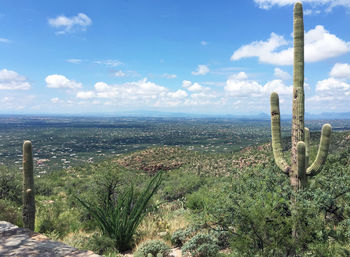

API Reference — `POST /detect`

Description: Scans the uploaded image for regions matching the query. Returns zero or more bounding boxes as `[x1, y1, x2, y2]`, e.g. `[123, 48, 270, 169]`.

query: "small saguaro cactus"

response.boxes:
[22, 140, 35, 230]
[270, 2, 332, 192]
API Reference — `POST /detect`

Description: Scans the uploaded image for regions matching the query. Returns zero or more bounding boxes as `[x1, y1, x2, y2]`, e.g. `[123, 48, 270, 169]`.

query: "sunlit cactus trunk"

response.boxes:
[23, 140, 35, 230]
[270, 1, 332, 240]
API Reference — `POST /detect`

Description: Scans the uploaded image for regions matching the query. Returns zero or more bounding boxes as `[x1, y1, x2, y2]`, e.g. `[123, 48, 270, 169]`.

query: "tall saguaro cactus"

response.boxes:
[270, 2, 332, 192]
[22, 140, 35, 230]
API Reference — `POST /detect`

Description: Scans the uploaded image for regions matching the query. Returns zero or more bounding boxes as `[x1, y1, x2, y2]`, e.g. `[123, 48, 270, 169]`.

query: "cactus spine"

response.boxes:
[22, 140, 35, 230]
[270, 2, 332, 191]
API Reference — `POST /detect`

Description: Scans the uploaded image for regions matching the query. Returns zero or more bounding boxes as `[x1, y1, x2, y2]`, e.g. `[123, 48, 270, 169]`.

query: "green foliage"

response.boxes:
[66, 232, 118, 255]
[162, 170, 205, 201]
[35, 198, 81, 238]
[209, 229, 230, 250]
[0, 199, 22, 226]
[181, 233, 219, 257]
[76, 171, 163, 252]
[186, 162, 350, 256]
[171, 226, 197, 247]
[134, 239, 171, 257]
[0, 165, 21, 204]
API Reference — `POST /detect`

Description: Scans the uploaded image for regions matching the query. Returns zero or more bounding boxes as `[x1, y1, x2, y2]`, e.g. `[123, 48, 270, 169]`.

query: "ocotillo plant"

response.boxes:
[22, 140, 35, 230]
[270, 2, 332, 192]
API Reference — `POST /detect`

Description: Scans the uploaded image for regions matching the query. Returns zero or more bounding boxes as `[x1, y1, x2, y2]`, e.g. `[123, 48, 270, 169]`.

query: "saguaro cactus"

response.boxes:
[22, 140, 35, 230]
[270, 2, 332, 192]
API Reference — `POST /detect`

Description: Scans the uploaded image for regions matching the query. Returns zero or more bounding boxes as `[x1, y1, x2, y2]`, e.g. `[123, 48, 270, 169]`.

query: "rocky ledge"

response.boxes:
[0, 221, 101, 257]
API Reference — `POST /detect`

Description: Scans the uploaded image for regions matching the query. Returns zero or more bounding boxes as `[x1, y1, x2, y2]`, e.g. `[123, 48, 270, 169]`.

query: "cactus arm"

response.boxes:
[270, 92, 291, 174]
[23, 140, 35, 230]
[306, 124, 332, 177]
[304, 127, 310, 166]
[297, 141, 307, 188]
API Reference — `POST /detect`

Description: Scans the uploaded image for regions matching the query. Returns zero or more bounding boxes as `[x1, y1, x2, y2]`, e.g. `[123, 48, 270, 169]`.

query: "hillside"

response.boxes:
[1, 129, 350, 256]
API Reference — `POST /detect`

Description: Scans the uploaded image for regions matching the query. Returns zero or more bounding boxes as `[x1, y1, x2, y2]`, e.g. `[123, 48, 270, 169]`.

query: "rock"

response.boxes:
[0, 221, 101, 257]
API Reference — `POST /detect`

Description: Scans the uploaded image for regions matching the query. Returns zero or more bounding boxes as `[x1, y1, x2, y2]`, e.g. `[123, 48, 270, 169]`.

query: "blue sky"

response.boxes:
[0, 0, 350, 115]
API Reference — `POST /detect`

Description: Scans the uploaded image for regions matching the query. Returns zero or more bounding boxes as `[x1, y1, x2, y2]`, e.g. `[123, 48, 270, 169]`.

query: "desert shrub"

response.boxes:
[35, 198, 81, 238]
[209, 229, 230, 250]
[0, 166, 21, 204]
[186, 164, 350, 256]
[161, 170, 205, 201]
[66, 231, 117, 255]
[181, 233, 219, 257]
[0, 199, 22, 226]
[76, 171, 163, 252]
[134, 239, 171, 257]
[171, 226, 198, 247]
[35, 179, 54, 196]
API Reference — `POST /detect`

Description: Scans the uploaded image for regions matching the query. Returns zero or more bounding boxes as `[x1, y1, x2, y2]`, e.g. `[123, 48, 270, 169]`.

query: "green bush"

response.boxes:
[209, 229, 230, 250]
[181, 233, 219, 257]
[0, 199, 22, 226]
[134, 239, 171, 257]
[76, 171, 163, 252]
[66, 232, 117, 255]
[161, 170, 205, 201]
[0, 166, 21, 204]
[171, 226, 197, 247]
[186, 164, 350, 256]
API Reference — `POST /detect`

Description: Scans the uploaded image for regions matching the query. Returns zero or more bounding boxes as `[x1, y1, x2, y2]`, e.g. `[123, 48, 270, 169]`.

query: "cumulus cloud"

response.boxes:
[48, 13, 92, 34]
[329, 63, 350, 79]
[316, 77, 350, 94]
[254, 0, 350, 11]
[45, 74, 82, 89]
[192, 65, 210, 75]
[274, 68, 291, 80]
[224, 72, 292, 97]
[308, 77, 350, 111]
[76, 91, 95, 99]
[182, 80, 210, 92]
[231, 25, 350, 65]
[0, 69, 31, 90]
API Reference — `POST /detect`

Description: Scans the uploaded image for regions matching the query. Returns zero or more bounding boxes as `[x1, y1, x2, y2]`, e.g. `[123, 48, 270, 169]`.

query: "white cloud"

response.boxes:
[231, 26, 350, 65]
[76, 91, 95, 99]
[192, 65, 210, 75]
[274, 68, 291, 80]
[51, 97, 60, 104]
[0, 38, 10, 43]
[66, 59, 82, 64]
[329, 63, 350, 79]
[114, 70, 126, 77]
[201, 41, 208, 46]
[45, 74, 82, 89]
[94, 60, 123, 67]
[254, 0, 350, 11]
[0, 69, 31, 90]
[308, 77, 350, 112]
[316, 77, 350, 94]
[162, 73, 177, 79]
[224, 72, 292, 97]
[231, 71, 248, 80]
[75, 78, 217, 108]
[167, 89, 188, 99]
[182, 80, 210, 92]
[48, 13, 92, 34]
